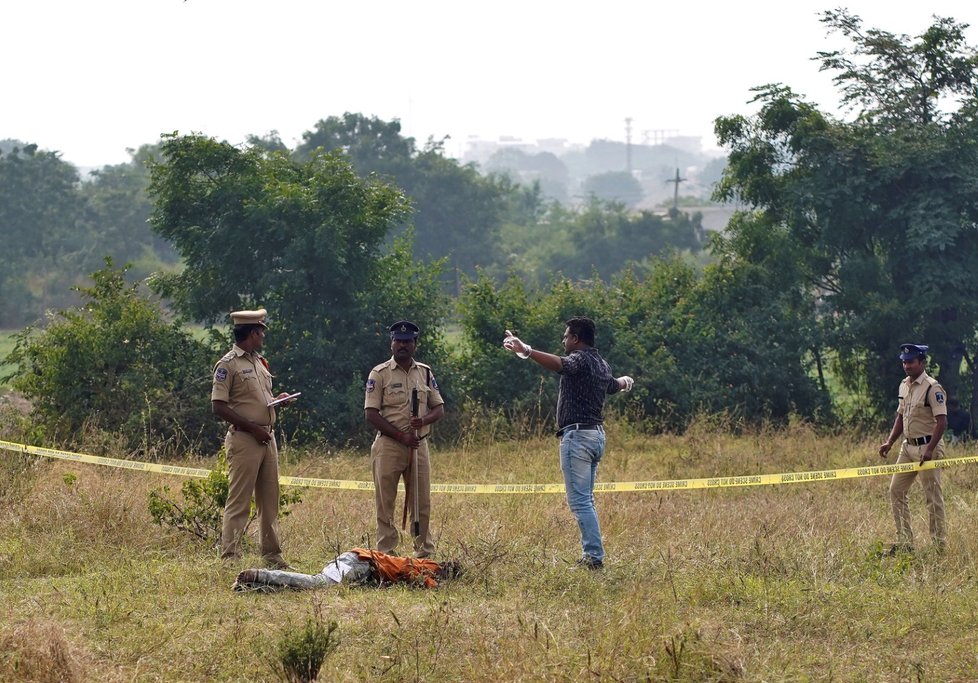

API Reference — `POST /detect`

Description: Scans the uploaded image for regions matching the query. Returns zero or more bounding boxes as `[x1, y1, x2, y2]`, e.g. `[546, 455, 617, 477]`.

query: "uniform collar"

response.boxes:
[905, 370, 930, 386]
[387, 357, 419, 372]
[232, 344, 259, 359]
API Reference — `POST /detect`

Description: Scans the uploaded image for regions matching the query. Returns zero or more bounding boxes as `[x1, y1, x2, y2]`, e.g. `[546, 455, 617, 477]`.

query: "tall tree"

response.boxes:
[147, 134, 447, 442]
[294, 113, 510, 287]
[81, 143, 177, 279]
[582, 171, 644, 207]
[714, 9, 978, 419]
[0, 143, 88, 326]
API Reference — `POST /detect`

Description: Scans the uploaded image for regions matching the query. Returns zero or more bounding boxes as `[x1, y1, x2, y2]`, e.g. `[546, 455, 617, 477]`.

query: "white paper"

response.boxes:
[266, 392, 301, 408]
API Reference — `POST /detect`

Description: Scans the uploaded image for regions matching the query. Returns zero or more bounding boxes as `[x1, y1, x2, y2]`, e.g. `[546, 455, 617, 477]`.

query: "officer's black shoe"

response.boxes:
[575, 556, 604, 570]
[877, 543, 913, 558]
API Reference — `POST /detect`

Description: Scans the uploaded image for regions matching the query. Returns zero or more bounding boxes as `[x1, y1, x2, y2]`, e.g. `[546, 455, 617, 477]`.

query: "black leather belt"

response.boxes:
[906, 435, 931, 446]
[556, 423, 601, 438]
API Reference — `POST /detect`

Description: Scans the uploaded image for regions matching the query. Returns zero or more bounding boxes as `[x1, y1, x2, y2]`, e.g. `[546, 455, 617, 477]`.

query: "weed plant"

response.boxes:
[2, 423, 978, 680]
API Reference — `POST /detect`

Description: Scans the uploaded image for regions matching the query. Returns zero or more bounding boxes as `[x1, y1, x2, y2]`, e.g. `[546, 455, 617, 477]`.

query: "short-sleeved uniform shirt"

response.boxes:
[211, 345, 277, 426]
[364, 359, 444, 437]
[898, 370, 947, 439]
[556, 347, 620, 429]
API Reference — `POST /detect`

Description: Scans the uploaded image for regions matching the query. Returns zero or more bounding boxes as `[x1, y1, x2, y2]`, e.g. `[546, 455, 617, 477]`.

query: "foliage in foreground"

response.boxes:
[264, 610, 339, 683]
[148, 450, 302, 546]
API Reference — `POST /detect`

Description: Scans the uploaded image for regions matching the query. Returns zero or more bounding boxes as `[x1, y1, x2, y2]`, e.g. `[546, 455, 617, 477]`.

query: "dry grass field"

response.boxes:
[2, 421, 978, 681]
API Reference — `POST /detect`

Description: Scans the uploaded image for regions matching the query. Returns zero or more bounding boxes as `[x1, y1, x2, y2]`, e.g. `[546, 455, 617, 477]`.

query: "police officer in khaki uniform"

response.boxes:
[365, 321, 445, 558]
[878, 343, 948, 554]
[212, 309, 294, 568]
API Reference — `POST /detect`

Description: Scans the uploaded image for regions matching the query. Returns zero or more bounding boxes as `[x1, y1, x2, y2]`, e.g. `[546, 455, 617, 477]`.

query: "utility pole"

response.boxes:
[666, 167, 686, 212]
[624, 117, 633, 173]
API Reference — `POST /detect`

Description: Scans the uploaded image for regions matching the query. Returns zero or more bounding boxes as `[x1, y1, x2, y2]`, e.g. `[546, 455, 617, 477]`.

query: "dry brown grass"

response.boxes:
[0, 618, 88, 682]
[2, 425, 978, 681]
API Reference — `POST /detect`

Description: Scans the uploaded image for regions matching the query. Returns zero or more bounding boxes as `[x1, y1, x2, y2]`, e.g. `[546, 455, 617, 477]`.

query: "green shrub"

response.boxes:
[264, 611, 339, 683]
[2, 259, 221, 456]
[148, 451, 302, 547]
[455, 259, 831, 433]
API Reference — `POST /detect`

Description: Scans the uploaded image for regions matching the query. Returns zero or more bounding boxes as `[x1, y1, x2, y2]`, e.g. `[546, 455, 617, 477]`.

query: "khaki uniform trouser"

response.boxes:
[221, 428, 283, 563]
[371, 434, 434, 557]
[889, 441, 946, 546]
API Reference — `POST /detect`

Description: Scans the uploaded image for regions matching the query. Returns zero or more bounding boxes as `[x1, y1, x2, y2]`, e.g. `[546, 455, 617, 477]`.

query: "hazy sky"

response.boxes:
[4, 0, 976, 168]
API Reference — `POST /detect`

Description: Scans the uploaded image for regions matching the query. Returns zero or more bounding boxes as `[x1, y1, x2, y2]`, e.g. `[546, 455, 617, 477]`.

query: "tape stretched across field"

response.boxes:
[2, 439, 977, 494]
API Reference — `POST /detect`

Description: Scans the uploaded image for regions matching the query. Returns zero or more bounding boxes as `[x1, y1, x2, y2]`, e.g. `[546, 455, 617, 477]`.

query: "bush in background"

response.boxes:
[2, 260, 220, 457]
[455, 255, 830, 433]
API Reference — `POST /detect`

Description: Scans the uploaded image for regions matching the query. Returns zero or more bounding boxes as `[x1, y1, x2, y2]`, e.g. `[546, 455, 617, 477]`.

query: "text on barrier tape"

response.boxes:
[2, 439, 976, 494]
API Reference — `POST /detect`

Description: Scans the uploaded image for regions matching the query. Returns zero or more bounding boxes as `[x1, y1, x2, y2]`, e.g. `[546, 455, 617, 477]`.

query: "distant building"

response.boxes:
[462, 135, 583, 167]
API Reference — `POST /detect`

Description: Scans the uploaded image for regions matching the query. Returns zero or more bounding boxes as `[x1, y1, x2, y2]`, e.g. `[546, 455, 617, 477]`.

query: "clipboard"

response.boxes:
[266, 392, 301, 408]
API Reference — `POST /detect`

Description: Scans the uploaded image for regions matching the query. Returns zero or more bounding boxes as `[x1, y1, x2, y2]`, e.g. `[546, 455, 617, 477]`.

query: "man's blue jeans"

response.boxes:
[559, 426, 606, 562]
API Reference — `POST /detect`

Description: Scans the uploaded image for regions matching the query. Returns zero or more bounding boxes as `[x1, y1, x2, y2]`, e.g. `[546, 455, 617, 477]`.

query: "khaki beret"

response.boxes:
[231, 308, 268, 328]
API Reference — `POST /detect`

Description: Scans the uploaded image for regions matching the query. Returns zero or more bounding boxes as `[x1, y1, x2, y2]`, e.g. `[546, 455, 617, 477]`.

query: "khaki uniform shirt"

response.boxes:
[364, 358, 444, 437]
[898, 371, 947, 439]
[211, 345, 277, 426]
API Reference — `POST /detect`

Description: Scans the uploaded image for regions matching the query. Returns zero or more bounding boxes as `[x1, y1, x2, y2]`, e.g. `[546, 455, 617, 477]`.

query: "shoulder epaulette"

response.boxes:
[416, 362, 434, 387]
[923, 375, 940, 407]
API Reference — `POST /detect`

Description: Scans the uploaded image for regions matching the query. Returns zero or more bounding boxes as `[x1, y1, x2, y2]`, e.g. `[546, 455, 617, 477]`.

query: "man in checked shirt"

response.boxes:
[503, 316, 633, 570]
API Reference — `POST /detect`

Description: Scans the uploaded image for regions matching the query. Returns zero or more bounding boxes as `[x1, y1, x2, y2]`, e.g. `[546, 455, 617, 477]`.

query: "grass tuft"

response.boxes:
[0, 618, 87, 683]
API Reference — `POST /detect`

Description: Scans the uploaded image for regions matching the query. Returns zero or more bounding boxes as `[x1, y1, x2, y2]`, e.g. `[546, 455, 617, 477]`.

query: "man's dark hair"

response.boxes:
[233, 324, 262, 343]
[565, 316, 596, 346]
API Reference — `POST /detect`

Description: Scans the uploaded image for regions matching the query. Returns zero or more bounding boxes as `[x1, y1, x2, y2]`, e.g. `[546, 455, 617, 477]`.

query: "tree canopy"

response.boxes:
[294, 113, 511, 285]
[3, 260, 218, 455]
[0, 142, 177, 327]
[148, 133, 448, 442]
[714, 9, 978, 420]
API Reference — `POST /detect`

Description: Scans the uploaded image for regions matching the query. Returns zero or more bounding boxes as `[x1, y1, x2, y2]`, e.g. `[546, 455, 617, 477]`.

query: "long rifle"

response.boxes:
[401, 388, 422, 539]
[410, 388, 421, 538]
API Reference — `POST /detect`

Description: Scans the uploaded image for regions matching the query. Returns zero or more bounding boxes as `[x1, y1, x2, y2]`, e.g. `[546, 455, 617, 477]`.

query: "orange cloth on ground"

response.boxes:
[351, 548, 442, 588]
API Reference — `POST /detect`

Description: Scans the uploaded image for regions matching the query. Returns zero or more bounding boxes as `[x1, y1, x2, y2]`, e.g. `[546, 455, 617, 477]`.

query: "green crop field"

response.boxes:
[2, 424, 978, 681]
[0, 330, 18, 361]
[0, 330, 20, 390]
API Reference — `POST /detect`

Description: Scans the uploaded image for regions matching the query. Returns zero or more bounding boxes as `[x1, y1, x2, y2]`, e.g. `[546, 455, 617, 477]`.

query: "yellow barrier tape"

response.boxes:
[3, 439, 976, 494]
[1, 440, 213, 478]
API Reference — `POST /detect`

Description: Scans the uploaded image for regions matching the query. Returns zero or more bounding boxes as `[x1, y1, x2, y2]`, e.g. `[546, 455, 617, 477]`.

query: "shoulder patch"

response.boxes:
[366, 378, 376, 394]
[429, 373, 438, 390]
[935, 391, 945, 405]
[215, 367, 228, 382]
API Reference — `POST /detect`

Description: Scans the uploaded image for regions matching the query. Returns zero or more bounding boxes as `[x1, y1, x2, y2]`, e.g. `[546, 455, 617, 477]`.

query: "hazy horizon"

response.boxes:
[5, 0, 976, 169]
